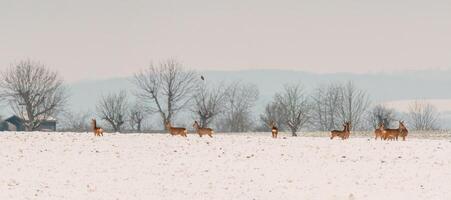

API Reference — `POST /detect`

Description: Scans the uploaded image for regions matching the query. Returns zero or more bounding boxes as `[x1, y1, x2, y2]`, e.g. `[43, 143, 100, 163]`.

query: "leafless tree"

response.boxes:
[407, 101, 440, 131]
[275, 83, 311, 136]
[0, 60, 68, 131]
[96, 90, 128, 132]
[366, 104, 397, 129]
[337, 81, 370, 130]
[259, 101, 286, 131]
[132, 58, 199, 129]
[311, 83, 343, 131]
[217, 82, 259, 132]
[59, 110, 91, 132]
[129, 102, 147, 132]
[192, 82, 228, 128]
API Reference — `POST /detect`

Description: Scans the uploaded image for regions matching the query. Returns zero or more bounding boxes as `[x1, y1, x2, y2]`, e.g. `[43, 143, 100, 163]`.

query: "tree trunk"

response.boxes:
[200, 116, 209, 128]
[291, 127, 298, 137]
[163, 118, 170, 130]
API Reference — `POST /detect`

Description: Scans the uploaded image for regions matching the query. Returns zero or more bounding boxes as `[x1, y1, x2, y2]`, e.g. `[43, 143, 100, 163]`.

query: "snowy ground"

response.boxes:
[1, 132, 451, 200]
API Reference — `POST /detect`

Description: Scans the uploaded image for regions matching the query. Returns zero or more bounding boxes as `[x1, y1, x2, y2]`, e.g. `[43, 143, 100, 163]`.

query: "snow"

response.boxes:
[1, 132, 451, 200]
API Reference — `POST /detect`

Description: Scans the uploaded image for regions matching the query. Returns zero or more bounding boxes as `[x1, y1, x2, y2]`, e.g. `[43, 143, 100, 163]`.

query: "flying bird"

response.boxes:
[201, 75, 205, 81]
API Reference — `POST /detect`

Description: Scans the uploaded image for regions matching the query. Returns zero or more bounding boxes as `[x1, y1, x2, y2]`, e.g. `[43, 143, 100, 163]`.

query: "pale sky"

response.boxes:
[1, 0, 450, 82]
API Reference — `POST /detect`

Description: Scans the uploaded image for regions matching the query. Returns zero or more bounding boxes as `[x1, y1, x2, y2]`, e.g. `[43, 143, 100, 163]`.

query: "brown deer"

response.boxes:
[92, 119, 104, 136]
[165, 122, 187, 137]
[331, 122, 348, 140]
[382, 121, 405, 141]
[269, 121, 278, 138]
[374, 122, 385, 140]
[193, 121, 214, 137]
[399, 121, 408, 141]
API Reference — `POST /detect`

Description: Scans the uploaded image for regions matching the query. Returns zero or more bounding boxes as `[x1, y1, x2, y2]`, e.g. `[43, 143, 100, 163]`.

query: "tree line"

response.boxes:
[0, 59, 442, 133]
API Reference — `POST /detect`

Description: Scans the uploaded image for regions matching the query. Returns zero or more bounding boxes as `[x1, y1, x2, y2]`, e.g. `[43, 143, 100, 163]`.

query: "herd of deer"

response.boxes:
[374, 121, 409, 141]
[91, 119, 213, 137]
[330, 121, 408, 141]
[91, 119, 408, 141]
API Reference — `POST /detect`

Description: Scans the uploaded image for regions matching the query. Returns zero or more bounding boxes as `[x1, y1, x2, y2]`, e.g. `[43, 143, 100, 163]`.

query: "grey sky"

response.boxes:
[1, 0, 450, 82]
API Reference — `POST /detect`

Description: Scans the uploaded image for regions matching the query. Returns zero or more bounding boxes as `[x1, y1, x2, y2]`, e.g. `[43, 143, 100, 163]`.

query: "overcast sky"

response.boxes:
[0, 0, 450, 82]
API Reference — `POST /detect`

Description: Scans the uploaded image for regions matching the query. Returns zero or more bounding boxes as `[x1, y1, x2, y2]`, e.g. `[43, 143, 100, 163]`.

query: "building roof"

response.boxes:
[4, 115, 56, 122]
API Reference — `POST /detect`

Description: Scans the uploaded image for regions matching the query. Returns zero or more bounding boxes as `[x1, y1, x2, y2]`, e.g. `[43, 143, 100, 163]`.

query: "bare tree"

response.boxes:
[337, 81, 370, 130]
[275, 83, 311, 136]
[192, 82, 228, 128]
[259, 101, 286, 131]
[407, 101, 440, 131]
[366, 104, 397, 129]
[59, 110, 91, 132]
[129, 102, 147, 132]
[132, 58, 198, 129]
[0, 60, 68, 131]
[96, 91, 128, 132]
[217, 82, 259, 132]
[311, 83, 343, 131]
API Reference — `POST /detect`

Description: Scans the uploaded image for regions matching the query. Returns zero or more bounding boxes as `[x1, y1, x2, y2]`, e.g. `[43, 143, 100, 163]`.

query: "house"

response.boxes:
[0, 115, 57, 132]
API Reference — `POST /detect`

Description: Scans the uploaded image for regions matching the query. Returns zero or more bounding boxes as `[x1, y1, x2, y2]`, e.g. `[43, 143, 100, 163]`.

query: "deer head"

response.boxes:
[399, 121, 407, 130]
[193, 121, 200, 128]
[346, 121, 352, 131]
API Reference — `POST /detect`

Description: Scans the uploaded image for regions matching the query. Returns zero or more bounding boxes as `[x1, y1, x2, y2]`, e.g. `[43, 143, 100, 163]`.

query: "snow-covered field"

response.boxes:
[1, 132, 451, 200]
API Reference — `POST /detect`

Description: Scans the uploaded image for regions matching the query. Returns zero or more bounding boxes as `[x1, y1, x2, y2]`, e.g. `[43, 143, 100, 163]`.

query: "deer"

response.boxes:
[92, 119, 104, 136]
[330, 122, 348, 140]
[374, 122, 385, 140]
[399, 121, 408, 141]
[269, 121, 278, 138]
[193, 121, 214, 137]
[382, 121, 405, 141]
[165, 122, 187, 137]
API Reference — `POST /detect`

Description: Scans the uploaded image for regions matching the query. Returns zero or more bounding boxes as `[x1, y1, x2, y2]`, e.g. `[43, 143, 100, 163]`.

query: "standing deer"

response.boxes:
[382, 121, 406, 141]
[330, 122, 348, 140]
[193, 121, 214, 137]
[269, 121, 278, 138]
[165, 122, 188, 137]
[399, 121, 408, 141]
[374, 122, 385, 140]
[92, 119, 104, 136]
